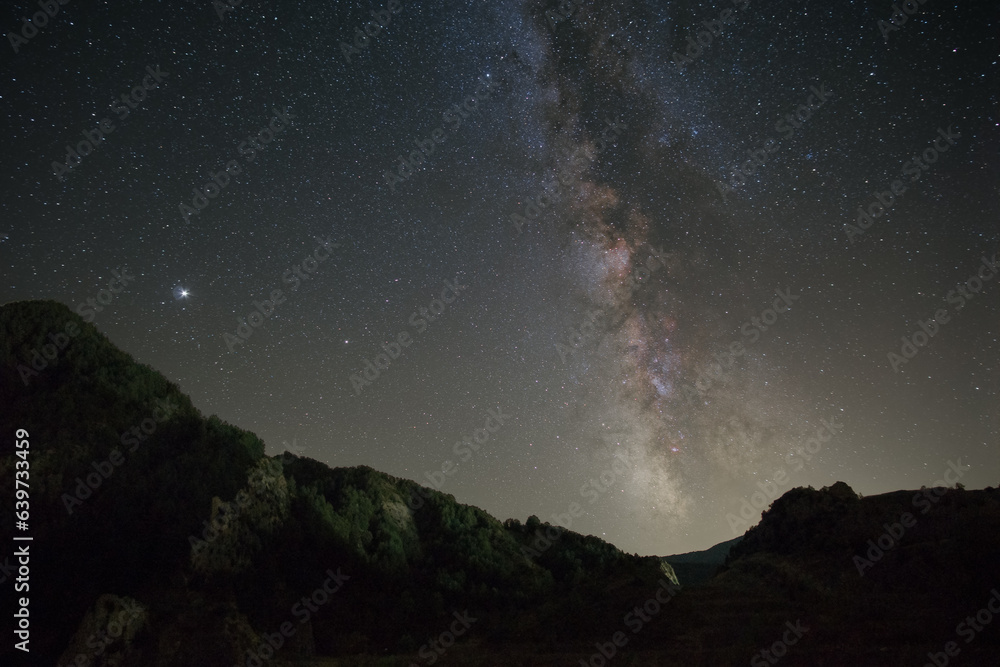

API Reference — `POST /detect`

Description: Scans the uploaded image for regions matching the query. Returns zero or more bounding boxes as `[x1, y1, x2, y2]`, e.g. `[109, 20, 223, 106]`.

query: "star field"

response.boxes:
[1, 0, 997, 555]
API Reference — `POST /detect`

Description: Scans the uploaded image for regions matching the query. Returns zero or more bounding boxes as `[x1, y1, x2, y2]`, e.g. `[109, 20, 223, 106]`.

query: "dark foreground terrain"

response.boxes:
[2, 301, 999, 666]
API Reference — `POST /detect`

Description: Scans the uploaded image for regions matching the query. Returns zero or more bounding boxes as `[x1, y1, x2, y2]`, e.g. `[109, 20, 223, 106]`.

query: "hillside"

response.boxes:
[2, 300, 999, 666]
[662, 537, 742, 587]
[0, 301, 675, 665]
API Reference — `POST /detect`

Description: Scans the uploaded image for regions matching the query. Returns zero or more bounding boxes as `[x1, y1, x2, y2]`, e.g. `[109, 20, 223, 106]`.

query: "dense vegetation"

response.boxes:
[3, 301, 998, 666]
[0, 301, 670, 665]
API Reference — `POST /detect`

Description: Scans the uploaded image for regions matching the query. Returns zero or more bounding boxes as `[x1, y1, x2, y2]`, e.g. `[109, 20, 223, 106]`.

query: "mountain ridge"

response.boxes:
[0, 300, 677, 664]
[3, 299, 999, 666]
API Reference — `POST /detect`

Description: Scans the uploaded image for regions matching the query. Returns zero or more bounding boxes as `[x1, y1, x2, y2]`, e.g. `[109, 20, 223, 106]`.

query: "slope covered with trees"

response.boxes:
[0, 301, 673, 665]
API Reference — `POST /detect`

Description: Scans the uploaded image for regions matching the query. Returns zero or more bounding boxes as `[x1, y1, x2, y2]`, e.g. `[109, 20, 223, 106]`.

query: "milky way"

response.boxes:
[1, 0, 997, 554]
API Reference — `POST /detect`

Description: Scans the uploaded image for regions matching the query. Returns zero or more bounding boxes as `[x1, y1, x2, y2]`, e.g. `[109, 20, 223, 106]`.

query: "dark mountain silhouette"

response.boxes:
[662, 536, 742, 586]
[2, 300, 999, 666]
[0, 301, 675, 665]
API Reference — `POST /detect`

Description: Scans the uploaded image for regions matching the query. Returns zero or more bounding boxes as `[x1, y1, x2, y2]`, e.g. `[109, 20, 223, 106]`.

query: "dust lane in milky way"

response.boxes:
[1, 0, 997, 554]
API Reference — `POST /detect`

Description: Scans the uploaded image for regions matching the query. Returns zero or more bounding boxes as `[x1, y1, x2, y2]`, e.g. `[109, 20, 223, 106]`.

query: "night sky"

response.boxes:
[2, 0, 997, 556]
